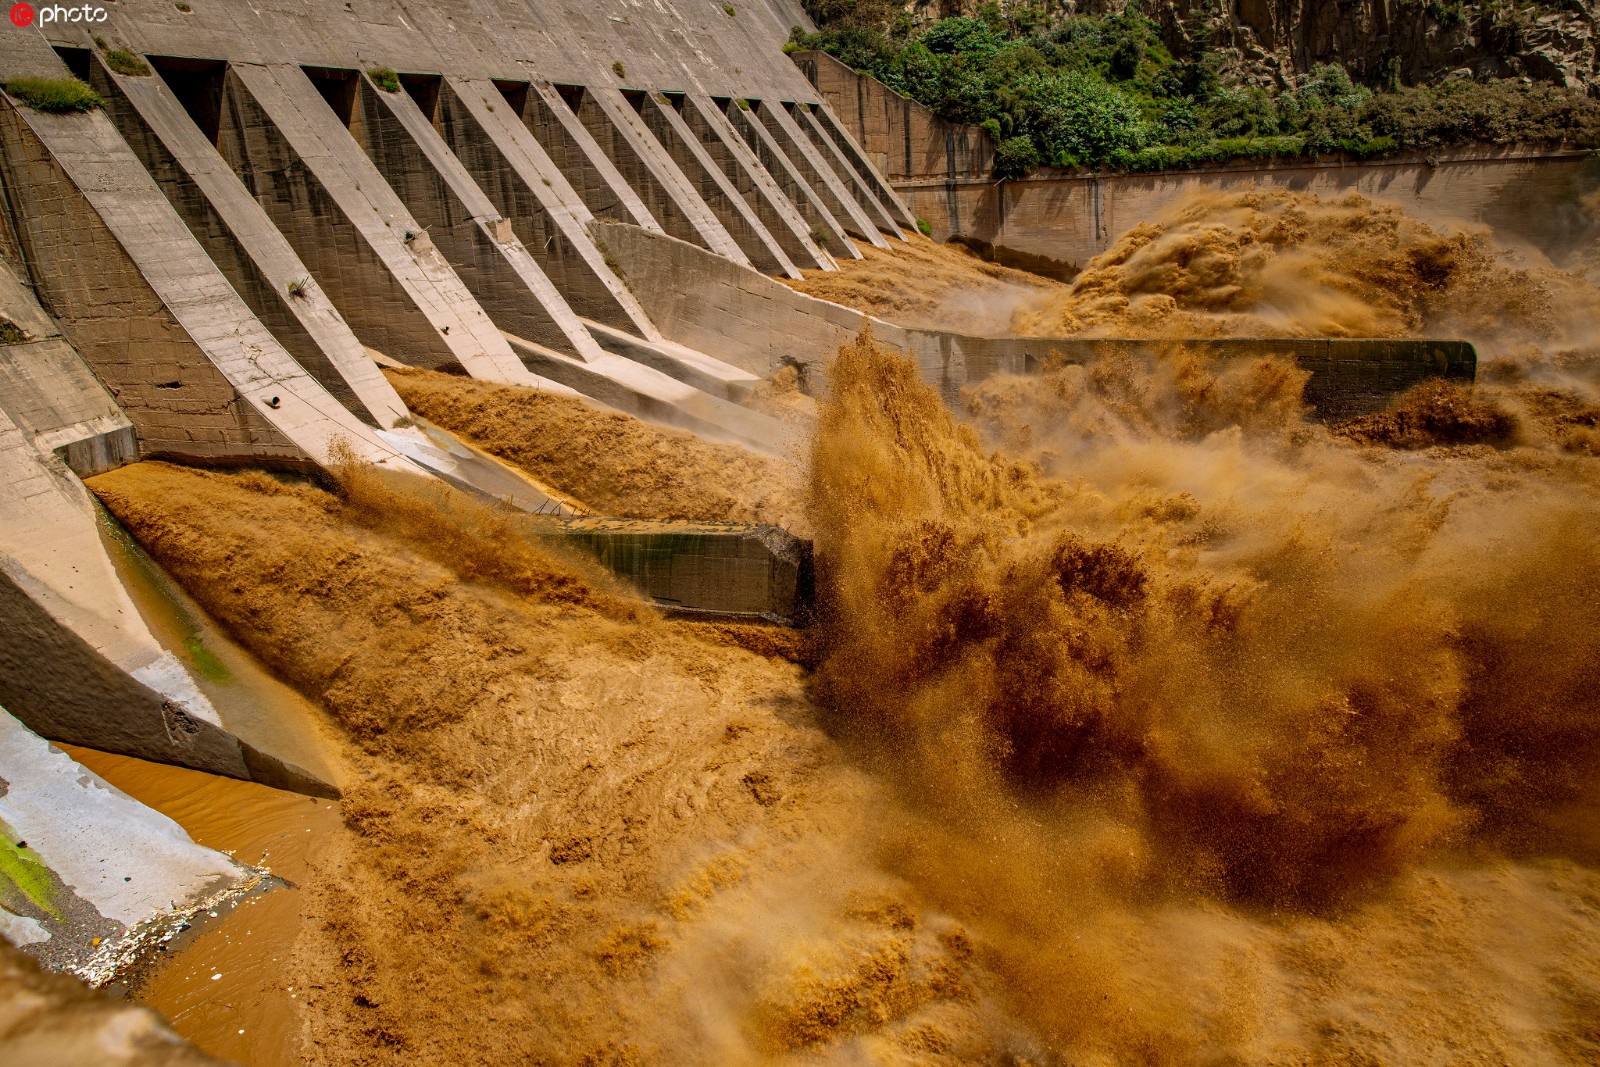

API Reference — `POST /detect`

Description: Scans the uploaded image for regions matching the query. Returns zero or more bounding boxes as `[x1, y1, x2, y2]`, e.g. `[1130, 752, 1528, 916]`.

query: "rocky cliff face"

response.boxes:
[902, 0, 1600, 96]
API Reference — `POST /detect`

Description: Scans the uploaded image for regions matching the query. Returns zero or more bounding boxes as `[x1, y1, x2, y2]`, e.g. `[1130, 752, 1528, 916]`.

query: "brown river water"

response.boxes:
[74, 189, 1600, 1064]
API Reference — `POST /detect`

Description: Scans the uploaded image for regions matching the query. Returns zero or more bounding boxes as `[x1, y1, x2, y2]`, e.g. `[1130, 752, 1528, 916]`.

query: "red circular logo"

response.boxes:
[10, 4, 34, 27]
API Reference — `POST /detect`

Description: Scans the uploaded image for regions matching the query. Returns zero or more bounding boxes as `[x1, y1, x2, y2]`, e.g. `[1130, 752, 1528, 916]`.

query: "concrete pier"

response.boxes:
[439, 77, 661, 338]
[679, 92, 836, 272]
[576, 85, 750, 265]
[356, 73, 605, 360]
[759, 99, 892, 248]
[219, 65, 536, 385]
[725, 99, 861, 260]
[91, 56, 409, 430]
[522, 82, 661, 232]
[637, 91, 802, 278]
[788, 102, 906, 240]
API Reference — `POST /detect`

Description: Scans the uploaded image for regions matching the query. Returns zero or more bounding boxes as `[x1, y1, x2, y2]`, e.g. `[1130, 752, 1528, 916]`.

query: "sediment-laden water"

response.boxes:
[84, 189, 1600, 1064]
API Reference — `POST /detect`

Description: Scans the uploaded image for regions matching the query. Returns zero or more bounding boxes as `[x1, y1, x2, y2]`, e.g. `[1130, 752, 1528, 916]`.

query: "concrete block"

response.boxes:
[0, 707, 258, 981]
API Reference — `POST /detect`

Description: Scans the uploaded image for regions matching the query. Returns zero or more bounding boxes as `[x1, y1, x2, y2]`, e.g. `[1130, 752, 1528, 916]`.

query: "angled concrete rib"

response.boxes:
[440, 76, 663, 341]
[759, 100, 892, 248]
[637, 91, 801, 278]
[808, 102, 923, 231]
[524, 82, 662, 232]
[789, 101, 906, 240]
[90, 58, 410, 429]
[222, 64, 537, 385]
[0, 94, 416, 472]
[682, 92, 836, 271]
[578, 85, 750, 265]
[724, 98, 862, 260]
[358, 74, 606, 361]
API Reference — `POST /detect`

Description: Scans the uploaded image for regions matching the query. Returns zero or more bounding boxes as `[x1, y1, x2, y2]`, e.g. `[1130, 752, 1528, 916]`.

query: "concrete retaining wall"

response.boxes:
[797, 50, 1600, 274]
[597, 220, 1475, 416]
[550, 518, 812, 624]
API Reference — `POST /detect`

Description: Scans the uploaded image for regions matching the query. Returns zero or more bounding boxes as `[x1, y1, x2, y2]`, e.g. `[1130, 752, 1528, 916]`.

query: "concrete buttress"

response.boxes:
[723, 98, 860, 259]
[89, 58, 411, 430]
[219, 64, 536, 384]
[355, 73, 606, 361]
[680, 92, 835, 271]
[636, 91, 802, 278]
[438, 77, 662, 340]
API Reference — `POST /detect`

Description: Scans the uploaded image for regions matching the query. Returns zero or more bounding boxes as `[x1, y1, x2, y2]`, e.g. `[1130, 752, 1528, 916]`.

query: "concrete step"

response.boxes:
[500, 331, 788, 453]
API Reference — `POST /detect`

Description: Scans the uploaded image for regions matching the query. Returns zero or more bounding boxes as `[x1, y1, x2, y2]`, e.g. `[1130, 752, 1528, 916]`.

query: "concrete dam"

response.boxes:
[0, 0, 1493, 1050]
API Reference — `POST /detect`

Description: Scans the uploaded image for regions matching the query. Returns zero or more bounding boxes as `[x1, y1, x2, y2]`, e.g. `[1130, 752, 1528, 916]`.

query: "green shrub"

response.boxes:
[612, 61, 626, 79]
[5, 77, 103, 113]
[102, 47, 151, 77]
[724, 4, 736, 15]
[0, 318, 27, 345]
[796, 4, 1600, 173]
[367, 67, 401, 93]
[994, 135, 1040, 179]
[916, 217, 932, 237]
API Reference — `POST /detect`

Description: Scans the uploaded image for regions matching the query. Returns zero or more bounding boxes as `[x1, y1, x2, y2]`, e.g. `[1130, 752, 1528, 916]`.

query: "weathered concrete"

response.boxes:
[806, 100, 922, 232]
[0, 337, 137, 479]
[798, 51, 1600, 273]
[220, 64, 539, 382]
[582, 316, 765, 404]
[759, 99, 891, 248]
[597, 220, 1475, 415]
[439, 77, 662, 338]
[638, 91, 801, 278]
[573, 85, 750, 264]
[521, 82, 661, 232]
[91, 56, 411, 429]
[794, 49, 991, 190]
[681, 92, 835, 271]
[0, 404, 336, 797]
[356, 73, 606, 360]
[36, 0, 823, 103]
[788, 101, 906, 240]
[725, 99, 861, 260]
[0, 92, 413, 471]
[0, 258, 136, 478]
[0, 707, 257, 979]
[549, 519, 812, 625]
[501, 331, 789, 453]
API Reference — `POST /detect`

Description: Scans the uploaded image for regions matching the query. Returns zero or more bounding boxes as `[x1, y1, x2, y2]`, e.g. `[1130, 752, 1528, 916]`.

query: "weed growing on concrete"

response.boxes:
[809, 224, 832, 249]
[917, 218, 931, 236]
[102, 48, 152, 77]
[368, 67, 401, 93]
[724, 4, 736, 14]
[0, 318, 28, 345]
[287, 277, 311, 299]
[612, 61, 626, 79]
[175, 2, 192, 11]
[4, 77, 103, 113]
[735, 98, 751, 110]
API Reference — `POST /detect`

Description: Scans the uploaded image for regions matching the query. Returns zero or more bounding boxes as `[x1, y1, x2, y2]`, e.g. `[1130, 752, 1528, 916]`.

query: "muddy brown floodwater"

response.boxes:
[65, 747, 343, 1067]
[81, 189, 1600, 1064]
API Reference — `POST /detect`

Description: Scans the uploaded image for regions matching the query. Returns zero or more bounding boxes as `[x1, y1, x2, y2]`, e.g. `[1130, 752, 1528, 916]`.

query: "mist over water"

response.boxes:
[802, 190, 1600, 1062]
[86, 189, 1600, 1064]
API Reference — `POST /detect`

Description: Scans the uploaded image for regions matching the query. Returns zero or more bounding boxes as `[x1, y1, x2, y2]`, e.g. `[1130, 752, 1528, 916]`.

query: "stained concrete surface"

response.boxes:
[0, 707, 255, 978]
